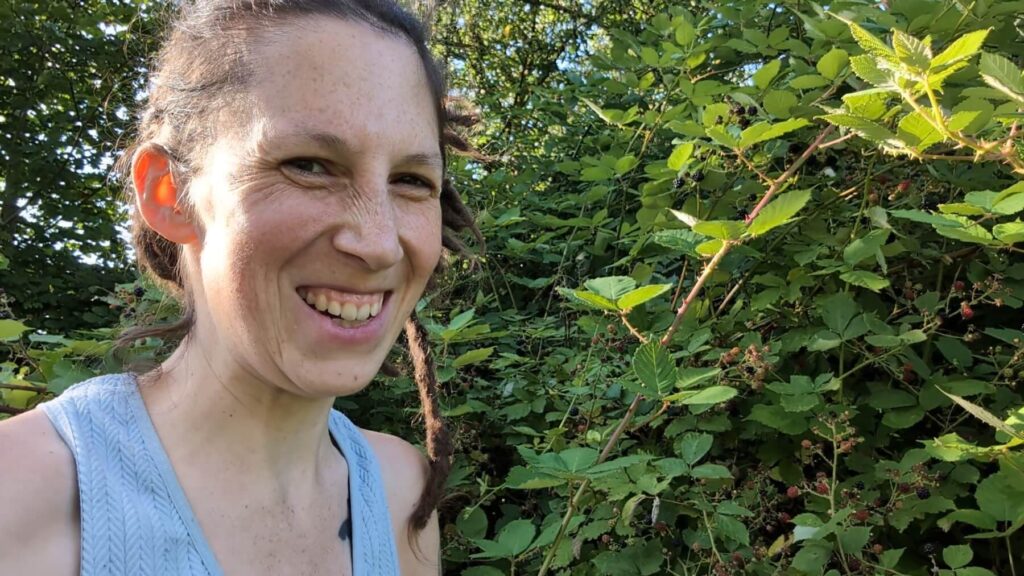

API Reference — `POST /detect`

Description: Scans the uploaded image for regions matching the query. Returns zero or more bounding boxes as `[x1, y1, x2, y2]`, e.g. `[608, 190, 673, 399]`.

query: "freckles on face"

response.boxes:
[182, 17, 446, 394]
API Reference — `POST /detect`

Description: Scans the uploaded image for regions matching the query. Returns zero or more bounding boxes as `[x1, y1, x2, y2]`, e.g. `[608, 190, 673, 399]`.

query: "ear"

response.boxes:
[132, 146, 199, 244]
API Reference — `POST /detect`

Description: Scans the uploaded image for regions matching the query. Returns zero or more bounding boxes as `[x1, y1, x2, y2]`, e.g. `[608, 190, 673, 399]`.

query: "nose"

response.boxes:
[330, 181, 404, 271]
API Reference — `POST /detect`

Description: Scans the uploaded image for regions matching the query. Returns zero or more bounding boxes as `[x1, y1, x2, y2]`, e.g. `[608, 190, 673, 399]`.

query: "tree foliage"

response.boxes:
[4, 0, 1024, 574]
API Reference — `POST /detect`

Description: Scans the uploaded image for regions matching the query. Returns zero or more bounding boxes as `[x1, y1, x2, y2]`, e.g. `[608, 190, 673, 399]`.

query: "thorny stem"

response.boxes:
[620, 312, 649, 344]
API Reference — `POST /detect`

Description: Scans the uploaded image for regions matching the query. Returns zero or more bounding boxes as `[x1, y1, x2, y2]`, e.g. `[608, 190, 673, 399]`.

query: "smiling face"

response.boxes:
[179, 17, 444, 397]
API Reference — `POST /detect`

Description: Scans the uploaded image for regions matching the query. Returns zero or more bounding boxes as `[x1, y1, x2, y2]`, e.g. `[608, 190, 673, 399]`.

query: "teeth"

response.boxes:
[302, 289, 384, 321]
[327, 301, 342, 316]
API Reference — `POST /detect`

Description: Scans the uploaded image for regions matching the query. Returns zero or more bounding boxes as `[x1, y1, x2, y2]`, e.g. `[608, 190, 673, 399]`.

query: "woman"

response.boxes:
[0, 1, 480, 574]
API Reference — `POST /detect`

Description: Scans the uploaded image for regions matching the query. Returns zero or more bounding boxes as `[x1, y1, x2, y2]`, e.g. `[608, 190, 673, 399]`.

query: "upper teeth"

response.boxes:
[302, 289, 383, 322]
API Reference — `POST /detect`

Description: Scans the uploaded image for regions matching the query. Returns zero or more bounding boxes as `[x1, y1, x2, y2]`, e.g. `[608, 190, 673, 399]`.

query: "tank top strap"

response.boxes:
[328, 409, 401, 576]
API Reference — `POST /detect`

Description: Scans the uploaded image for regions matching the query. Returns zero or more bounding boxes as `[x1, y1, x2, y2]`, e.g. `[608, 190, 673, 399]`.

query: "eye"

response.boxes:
[393, 173, 439, 194]
[283, 158, 329, 175]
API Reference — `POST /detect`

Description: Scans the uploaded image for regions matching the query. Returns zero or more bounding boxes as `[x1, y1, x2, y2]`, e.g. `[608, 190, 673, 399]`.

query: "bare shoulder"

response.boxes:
[0, 409, 79, 575]
[361, 429, 441, 576]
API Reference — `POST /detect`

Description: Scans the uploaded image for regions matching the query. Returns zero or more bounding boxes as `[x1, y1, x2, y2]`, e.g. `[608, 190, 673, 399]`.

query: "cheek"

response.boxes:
[405, 204, 444, 278]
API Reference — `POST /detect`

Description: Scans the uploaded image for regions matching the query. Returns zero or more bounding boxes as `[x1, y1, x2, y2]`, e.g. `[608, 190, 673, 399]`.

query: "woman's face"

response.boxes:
[182, 17, 443, 397]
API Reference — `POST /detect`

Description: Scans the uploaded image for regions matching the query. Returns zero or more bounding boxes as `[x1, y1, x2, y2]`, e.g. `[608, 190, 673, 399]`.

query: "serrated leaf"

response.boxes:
[763, 89, 797, 118]
[846, 20, 893, 59]
[739, 118, 810, 149]
[693, 220, 746, 240]
[706, 126, 739, 148]
[566, 289, 619, 311]
[820, 113, 896, 143]
[667, 142, 695, 170]
[840, 270, 890, 292]
[452, 347, 495, 368]
[617, 284, 672, 310]
[889, 209, 963, 227]
[667, 385, 737, 405]
[943, 544, 973, 569]
[842, 89, 890, 120]
[931, 29, 989, 69]
[753, 59, 782, 90]
[691, 463, 732, 479]
[843, 229, 890, 265]
[994, 192, 1024, 215]
[898, 110, 945, 150]
[677, 367, 722, 388]
[633, 342, 677, 397]
[677, 432, 713, 465]
[892, 30, 931, 70]
[937, 388, 1024, 441]
[0, 319, 30, 341]
[614, 154, 638, 174]
[932, 215, 995, 245]
[585, 276, 636, 300]
[850, 54, 892, 86]
[817, 48, 849, 80]
[496, 519, 536, 556]
[749, 189, 812, 236]
[789, 74, 830, 89]
[696, 238, 724, 256]
[979, 53, 1024, 103]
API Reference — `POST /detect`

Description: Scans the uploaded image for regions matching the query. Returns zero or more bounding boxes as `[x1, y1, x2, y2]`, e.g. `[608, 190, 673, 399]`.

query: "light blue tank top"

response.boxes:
[38, 373, 400, 575]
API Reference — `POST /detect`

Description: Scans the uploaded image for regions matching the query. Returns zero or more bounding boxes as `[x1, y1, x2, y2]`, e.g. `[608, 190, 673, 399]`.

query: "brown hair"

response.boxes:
[116, 0, 482, 540]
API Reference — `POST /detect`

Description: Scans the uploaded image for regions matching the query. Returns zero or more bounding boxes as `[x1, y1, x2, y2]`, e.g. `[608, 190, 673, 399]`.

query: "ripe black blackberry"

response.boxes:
[746, 105, 757, 115]
[569, 406, 580, 417]
[691, 171, 705, 182]
[133, 286, 145, 298]
[916, 487, 930, 499]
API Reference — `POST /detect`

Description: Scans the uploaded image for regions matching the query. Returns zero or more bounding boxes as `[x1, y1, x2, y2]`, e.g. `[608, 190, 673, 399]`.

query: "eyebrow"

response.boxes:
[279, 130, 443, 170]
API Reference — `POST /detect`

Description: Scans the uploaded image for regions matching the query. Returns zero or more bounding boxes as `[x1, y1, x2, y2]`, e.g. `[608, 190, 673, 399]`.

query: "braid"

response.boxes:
[403, 312, 452, 533]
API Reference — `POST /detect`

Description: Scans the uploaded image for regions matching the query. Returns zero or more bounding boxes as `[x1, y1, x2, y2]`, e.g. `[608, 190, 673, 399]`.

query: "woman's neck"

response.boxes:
[138, 342, 339, 500]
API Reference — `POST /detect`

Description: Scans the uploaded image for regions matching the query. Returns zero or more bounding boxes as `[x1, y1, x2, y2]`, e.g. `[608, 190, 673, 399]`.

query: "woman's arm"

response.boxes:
[364, 429, 443, 575]
[0, 410, 80, 576]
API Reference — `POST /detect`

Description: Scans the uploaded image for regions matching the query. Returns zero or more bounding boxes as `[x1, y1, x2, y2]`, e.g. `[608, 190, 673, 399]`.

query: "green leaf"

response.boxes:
[614, 154, 639, 174]
[496, 519, 536, 556]
[789, 74, 830, 89]
[763, 89, 798, 118]
[0, 319, 30, 341]
[670, 385, 737, 405]
[632, 342, 677, 397]
[976, 470, 1024, 522]
[943, 544, 973, 569]
[840, 270, 890, 292]
[843, 229, 890, 265]
[846, 20, 893, 59]
[892, 30, 931, 70]
[739, 118, 810, 149]
[559, 447, 599, 473]
[937, 388, 1024, 441]
[842, 89, 890, 120]
[457, 508, 488, 540]
[819, 292, 858, 334]
[898, 110, 945, 150]
[677, 432, 713, 465]
[994, 194, 1024, 216]
[792, 540, 833, 574]
[677, 367, 722, 388]
[838, 527, 872, 556]
[706, 126, 739, 148]
[932, 215, 995, 245]
[749, 189, 812, 236]
[695, 238, 724, 256]
[452, 346, 494, 368]
[667, 142, 695, 170]
[931, 29, 990, 69]
[819, 113, 896, 143]
[563, 289, 619, 311]
[850, 54, 892, 86]
[994, 222, 1024, 244]
[753, 59, 782, 90]
[889, 209, 963, 227]
[979, 53, 1024, 103]
[585, 276, 637, 300]
[617, 284, 672, 310]
[692, 463, 732, 479]
[935, 336, 973, 368]
[817, 48, 849, 80]
[693, 220, 746, 240]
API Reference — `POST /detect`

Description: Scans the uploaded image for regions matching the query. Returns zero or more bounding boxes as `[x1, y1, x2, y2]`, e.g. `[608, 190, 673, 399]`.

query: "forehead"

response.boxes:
[244, 17, 439, 154]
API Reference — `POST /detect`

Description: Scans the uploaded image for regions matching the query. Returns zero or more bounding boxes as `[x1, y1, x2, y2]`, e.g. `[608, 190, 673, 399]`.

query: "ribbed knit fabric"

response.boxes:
[38, 373, 400, 575]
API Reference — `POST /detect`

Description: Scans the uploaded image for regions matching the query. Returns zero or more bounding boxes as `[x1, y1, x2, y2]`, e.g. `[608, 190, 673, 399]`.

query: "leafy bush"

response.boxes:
[4, 1, 1024, 574]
